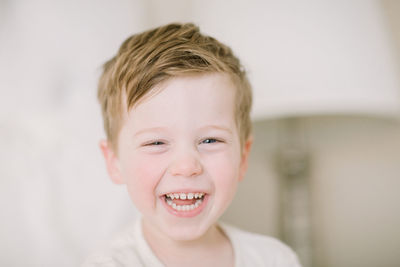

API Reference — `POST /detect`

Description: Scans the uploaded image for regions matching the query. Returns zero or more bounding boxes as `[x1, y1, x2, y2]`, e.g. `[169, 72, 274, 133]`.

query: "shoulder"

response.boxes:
[220, 223, 302, 267]
[81, 221, 145, 267]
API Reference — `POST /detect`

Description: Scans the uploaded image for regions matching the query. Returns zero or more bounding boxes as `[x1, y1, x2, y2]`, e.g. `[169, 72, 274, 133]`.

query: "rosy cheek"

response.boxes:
[205, 153, 240, 197]
[123, 154, 166, 209]
[216, 167, 238, 197]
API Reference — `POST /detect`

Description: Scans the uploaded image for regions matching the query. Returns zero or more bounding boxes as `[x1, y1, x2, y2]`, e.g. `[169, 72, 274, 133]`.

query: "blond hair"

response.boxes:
[98, 23, 252, 151]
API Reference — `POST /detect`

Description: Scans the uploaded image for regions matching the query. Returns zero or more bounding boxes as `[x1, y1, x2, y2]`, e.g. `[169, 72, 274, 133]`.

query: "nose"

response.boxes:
[169, 151, 203, 178]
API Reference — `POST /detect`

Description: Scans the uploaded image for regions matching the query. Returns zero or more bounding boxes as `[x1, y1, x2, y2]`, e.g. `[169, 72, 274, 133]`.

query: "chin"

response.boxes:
[164, 222, 211, 242]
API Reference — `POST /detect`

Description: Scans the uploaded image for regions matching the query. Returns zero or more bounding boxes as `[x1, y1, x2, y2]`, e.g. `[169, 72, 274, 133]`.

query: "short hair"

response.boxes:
[98, 23, 252, 151]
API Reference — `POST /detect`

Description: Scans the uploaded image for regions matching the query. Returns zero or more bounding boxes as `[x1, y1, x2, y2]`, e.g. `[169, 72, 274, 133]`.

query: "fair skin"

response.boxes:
[100, 73, 252, 266]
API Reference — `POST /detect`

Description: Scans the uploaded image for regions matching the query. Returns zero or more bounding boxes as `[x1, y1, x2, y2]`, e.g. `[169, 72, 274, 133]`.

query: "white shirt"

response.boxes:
[82, 219, 302, 267]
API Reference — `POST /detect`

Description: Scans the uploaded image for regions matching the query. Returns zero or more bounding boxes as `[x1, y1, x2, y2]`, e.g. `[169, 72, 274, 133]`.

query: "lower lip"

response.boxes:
[160, 195, 209, 218]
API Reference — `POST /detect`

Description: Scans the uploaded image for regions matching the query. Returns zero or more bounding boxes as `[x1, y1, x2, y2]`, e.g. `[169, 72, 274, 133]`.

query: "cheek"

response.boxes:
[205, 152, 241, 202]
[121, 154, 167, 209]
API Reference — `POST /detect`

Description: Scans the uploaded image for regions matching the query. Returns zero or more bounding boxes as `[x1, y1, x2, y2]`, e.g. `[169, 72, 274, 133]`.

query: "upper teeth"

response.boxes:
[166, 192, 204, 200]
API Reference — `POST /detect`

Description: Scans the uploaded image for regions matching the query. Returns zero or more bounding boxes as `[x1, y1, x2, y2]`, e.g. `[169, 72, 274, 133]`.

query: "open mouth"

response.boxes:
[163, 192, 206, 212]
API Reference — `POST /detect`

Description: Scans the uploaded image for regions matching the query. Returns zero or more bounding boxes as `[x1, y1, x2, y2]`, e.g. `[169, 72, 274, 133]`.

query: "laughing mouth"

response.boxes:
[164, 192, 205, 211]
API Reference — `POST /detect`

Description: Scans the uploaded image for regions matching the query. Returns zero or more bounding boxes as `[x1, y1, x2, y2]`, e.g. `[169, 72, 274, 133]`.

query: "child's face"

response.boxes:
[101, 73, 252, 241]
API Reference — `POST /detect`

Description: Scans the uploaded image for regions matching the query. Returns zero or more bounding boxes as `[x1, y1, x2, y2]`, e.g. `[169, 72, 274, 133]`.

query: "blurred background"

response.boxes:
[1, 0, 399, 266]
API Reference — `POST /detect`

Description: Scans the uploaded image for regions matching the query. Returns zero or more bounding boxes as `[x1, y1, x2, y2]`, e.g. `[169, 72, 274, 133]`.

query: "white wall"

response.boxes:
[187, 0, 400, 119]
[0, 1, 146, 265]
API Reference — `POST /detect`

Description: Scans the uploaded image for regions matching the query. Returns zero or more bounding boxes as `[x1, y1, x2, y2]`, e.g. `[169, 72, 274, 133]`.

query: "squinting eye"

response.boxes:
[201, 138, 220, 144]
[145, 141, 165, 146]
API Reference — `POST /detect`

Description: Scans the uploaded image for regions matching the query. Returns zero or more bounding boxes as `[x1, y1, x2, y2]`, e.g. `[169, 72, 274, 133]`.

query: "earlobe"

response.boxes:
[99, 140, 125, 184]
[239, 136, 253, 181]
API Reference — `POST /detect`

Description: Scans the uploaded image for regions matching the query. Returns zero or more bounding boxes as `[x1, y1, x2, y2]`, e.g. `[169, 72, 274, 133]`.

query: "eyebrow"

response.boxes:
[133, 127, 168, 137]
[198, 125, 233, 134]
[133, 125, 233, 137]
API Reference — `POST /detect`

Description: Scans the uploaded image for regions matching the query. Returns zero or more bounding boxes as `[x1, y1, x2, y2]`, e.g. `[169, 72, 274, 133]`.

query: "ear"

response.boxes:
[238, 136, 253, 181]
[99, 140, 125, 184]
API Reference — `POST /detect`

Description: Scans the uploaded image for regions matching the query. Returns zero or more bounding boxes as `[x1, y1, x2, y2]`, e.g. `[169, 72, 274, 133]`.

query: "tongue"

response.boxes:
[173, 199, 196, 205]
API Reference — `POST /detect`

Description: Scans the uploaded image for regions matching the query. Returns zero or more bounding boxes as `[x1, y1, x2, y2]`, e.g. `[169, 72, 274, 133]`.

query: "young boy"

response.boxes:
[84, 23, 301, 267]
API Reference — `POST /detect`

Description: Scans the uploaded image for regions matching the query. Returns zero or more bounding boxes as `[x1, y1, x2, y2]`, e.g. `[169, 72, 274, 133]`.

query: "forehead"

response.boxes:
[124, 73, 237, 131]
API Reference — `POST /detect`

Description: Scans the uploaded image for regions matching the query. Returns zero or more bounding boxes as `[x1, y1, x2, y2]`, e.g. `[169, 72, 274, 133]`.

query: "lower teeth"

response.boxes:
[166, 198, 203, 211]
